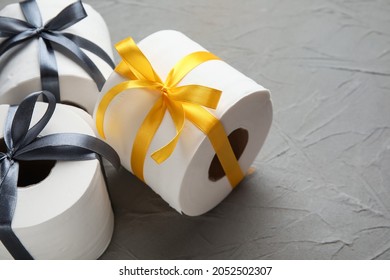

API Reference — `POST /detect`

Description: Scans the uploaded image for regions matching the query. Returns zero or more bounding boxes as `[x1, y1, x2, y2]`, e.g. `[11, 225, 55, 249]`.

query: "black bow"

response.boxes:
[0, 0, 115, 102]
[0, 91, 120, 260]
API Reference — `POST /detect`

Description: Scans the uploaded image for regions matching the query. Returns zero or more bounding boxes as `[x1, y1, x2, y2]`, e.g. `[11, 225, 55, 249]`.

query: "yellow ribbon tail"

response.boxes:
[183, 103, 244, 187]
[150, 99, 185, 164]
[115, 60, 137, 80]
[169, 85, 222, 109]
[95, 80, 161, 139]
[131, 96, 167, 181]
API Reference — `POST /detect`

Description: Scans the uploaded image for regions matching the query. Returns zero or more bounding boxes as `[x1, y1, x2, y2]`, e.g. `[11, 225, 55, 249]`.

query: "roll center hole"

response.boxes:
[208, 128, 249, 182]
[0, 137, 56, 187]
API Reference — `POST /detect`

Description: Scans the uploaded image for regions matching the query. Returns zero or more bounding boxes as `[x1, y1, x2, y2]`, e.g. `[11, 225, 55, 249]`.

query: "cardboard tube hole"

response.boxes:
[0, 138, 56, 187]
[208, 128, 249, 182]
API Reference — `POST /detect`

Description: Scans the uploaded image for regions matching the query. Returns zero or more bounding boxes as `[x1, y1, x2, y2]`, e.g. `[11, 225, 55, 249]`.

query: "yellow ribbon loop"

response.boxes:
[95, 37, 244, 186]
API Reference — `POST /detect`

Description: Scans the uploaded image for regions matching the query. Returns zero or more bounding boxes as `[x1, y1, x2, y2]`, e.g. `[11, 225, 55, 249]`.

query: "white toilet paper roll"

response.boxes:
[0, 102, 113, 259]
[0, 0, 114, 113]
[67, 105, 98, 135]
[95, 30, 273, 216]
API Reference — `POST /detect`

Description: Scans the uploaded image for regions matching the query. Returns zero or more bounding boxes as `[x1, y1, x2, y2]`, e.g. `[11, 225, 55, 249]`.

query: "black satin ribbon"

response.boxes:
[0, 0, 115, 102]
[0, 91, 120, 260]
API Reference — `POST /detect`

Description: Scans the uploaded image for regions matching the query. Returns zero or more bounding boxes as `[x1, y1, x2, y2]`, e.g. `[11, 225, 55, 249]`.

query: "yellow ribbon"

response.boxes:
[95, 37, 244, 186]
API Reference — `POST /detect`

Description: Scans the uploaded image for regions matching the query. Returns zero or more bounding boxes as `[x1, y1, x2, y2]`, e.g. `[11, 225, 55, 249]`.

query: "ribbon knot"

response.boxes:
[160, 85, 170, 97]
[96, 37, 245, 186]
[34, 26, 44, 35]
[0, 90, 120, 260]
[0, 0, 115, 102]
[6, 151, 14, 161]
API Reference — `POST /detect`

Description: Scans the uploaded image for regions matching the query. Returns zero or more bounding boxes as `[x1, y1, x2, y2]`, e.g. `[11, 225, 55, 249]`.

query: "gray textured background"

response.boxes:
[3, 0, 390, 259]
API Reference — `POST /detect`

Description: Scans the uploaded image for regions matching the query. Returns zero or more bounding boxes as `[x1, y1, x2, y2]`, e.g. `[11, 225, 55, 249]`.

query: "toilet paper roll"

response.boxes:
[0, 0, 114, 113]
[95, 30, 273, 216]
[67, 105, 98, 135]
[0, 102, 113, 259]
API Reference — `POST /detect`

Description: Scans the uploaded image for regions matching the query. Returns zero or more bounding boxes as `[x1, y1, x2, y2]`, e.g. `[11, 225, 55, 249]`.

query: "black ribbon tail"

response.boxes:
[0, 227, 34, 260]
[63, 33, 115, 68]
[38, 39, 61, 102]
[0, 161, 33, 260]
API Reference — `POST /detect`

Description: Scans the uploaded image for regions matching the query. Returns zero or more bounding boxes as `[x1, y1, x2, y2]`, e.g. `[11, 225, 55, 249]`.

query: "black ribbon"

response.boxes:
[0, 91, 120, 260]
[0, 0, 115, 102]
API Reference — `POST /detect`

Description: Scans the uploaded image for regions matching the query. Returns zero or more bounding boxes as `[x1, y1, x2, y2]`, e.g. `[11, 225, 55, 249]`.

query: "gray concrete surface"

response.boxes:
[2, 0, 390, 259]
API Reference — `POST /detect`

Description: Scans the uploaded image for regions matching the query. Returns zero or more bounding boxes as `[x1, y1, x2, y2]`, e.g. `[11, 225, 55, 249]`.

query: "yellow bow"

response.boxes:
[95, 37, 244, 186]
